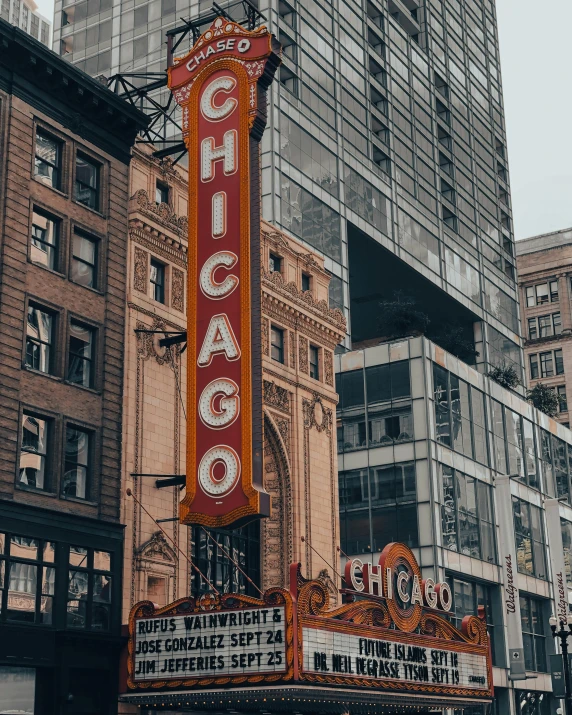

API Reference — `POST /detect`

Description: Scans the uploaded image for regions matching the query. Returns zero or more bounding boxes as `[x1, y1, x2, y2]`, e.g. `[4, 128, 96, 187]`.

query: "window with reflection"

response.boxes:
[520, 594, 548, 672]
[75, 153, 100, 210]
[336, 370, 366, 453]
[366, 360, 413, 446]
[539, 431, 555, 496]
[191, 522, 260, 597]
[67, 546, 112, 630]
[552, 435, 570, 501]
[447, 576, 499, 665]
[562, 518, 572, 586]
[72, 232, 98, 289]
[62, 426, 91, 500]
[68, 321, 95, 388]
[434, 364, 488, 465]
[34, 130, 61, 189]
[514, 690, 551, 715]
[512, 497, 547, 579]
[339, 464, 418, 556]
[30, 209, 59, 270]
[441, 465, 495, 563]
[0, 534, 55, 624]
[25, 304, 54, 374]
[19, 413, 50, 491]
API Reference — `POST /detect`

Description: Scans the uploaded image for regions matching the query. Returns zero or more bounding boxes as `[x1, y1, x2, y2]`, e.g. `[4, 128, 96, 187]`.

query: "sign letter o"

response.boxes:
[198, 445, 241, 497]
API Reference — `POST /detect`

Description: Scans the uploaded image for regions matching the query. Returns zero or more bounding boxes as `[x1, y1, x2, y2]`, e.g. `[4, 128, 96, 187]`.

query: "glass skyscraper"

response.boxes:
[53, 0, 520, 375]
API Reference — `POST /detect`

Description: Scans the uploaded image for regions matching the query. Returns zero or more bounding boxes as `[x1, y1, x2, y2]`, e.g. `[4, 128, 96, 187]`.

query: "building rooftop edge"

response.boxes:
[516, 226, 572, 256]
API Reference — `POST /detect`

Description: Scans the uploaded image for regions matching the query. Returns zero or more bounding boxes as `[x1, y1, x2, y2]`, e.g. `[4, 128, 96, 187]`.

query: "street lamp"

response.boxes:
[550, 614, 572, 715]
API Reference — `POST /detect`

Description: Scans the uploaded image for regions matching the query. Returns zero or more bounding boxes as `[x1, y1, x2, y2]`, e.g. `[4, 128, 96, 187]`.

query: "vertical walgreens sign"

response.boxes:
[168, 19, 280, 527]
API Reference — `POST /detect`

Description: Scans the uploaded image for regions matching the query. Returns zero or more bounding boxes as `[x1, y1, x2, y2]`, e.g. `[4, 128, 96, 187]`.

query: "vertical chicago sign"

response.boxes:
[168, 19, 280, 527]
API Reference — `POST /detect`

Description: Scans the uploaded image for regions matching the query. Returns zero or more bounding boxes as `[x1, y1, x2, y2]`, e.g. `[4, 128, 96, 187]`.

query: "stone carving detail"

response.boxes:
[262, 267, 346, 331]
[158, 157, 177, 180]
[324, 349, 334, 387]
[289, 331, 296, 369]
[303, 394, 333, 435]
[261, 318, 269, 356]
[299, 335, 309, 374]
[136, 531, 177, 564]
[136, 317, 178, 366]
[171, 267, 185, 312]
[317, 568, 338, 596]
[263, 380, 290, 413]
[131, 189, 188, 235]
[276, 419, 289, 448]
[134, 246, 148, 293]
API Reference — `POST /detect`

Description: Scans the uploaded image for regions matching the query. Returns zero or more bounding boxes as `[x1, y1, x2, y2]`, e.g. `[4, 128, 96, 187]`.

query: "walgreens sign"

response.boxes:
[169, 19, 279, 527]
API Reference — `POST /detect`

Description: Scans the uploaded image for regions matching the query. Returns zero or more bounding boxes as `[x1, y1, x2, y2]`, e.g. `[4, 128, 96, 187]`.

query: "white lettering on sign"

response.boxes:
[198, 444, 241, 496]
[303, 627, 489, 690]
[200, 251, 239, 299]
[133, 607, 286, 681]
[198, 378, 240, 429]
[197, 314, 241, 366]
[212, 191, 227, 238]
[200, 76, 237, 121]
[185, 39, 238, 73]
[201, 130, 237, 181]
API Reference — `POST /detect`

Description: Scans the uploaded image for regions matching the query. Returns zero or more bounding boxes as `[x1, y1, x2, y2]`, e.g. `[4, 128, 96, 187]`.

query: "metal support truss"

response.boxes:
[106, 2, 266, 161]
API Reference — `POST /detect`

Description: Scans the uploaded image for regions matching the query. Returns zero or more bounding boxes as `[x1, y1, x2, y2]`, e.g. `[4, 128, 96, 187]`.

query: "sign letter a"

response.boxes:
[198, 314, 241, 366]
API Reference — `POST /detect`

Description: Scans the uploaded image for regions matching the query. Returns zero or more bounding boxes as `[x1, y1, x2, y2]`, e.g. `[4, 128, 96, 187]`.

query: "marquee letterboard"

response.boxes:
[302, 626, 489, 690]
[133, 606, 287, 681]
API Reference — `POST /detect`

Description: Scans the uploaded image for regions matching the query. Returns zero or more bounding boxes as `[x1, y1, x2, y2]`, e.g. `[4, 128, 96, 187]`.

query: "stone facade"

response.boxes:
[121, 149, 345, 636]
[516, 228, 572, 426]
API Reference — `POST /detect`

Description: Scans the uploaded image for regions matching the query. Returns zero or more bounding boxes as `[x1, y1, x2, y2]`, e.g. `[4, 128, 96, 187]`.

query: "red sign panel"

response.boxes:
[168, 19, 279, 528]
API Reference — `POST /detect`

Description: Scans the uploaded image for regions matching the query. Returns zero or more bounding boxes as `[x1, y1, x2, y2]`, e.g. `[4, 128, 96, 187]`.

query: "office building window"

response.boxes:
[520, 595, 547, 672]
[34, 130, 61, 189]
[557, 385, 568, 412]
[433, 364, 488, 464]
[552, 434, 570, 501]
[269, 253, 282, 273]
[530, 349, 564, 378]
[337, 369, 366, 453]
[555, 348, 564, 374]
[155, 181, 169, 205]
[75, 154, 100, 210]
[526, 281, 559, 307]
[514, 690, 551, 715]
[448, 577, 498, 665]
[301, 273, 311, 292]
[149, 259, 165, 303]
[30, 209, 58, 271]
[339, 464, 418, 556]
[366, 360, 413, 446]
[68, 321, 95, 388]
[72, 232, 98, 288]
[529, 354, 539, 379]
[19, 413, 50, 491]
[62, 426, 91, 500]
[309, 345, 319, 380]
[562, 519, 572, 586]
[0, 534, 56, 624]
[25, 304, 54, 374]
[67, 547, 112, 630]
[441, 465, 495, 563]
[270, 326, 284, 364]
[512, 497, 547, 579]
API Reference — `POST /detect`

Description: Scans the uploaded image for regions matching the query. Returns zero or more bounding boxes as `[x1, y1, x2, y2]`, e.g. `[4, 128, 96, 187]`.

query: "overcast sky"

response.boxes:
[35, 0, 572, 241]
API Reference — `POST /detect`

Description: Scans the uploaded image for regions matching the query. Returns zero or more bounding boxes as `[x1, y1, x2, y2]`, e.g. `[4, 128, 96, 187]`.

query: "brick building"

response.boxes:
[516, 228, 572, 427]
[0, 21, 146, 714]
[120, 146, 345, 651]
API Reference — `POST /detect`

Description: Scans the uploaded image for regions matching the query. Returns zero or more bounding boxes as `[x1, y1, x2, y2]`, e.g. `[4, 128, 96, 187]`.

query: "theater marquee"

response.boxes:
[123, 544, 493, 707]
[168, 18, 280, 528]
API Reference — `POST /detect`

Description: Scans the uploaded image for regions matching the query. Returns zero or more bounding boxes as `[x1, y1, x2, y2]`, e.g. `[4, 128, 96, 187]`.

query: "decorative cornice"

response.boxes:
[262, 268, 346, 334]
[262, 224, 329, 278]
[129, 222, 187, 269]
[129, 189, 188, 238]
